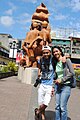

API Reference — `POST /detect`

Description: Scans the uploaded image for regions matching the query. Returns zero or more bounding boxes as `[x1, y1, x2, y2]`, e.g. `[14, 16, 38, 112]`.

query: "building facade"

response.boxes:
[51, 32, 80, 68]
[0, 34, 22, 64]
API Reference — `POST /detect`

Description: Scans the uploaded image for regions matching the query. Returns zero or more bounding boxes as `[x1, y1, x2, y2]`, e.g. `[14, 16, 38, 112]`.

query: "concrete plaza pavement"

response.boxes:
[0, 76, 80, 120]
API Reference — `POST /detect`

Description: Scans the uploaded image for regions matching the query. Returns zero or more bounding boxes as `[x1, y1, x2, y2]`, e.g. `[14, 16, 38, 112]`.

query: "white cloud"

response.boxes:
[19, 18, 31, 24]
[54, 14, 68, 20]
[22, 0, 37, 4]
[69, 20, 80, 31]
[23, 13, 30, 17]
[5, 2, 17, 15]
[0, 16, 14, 27]
[71, 0, 80, 11]
[69, 21, 73, 26]
[16, 12, 32, 31]
[5, 9, 13, 15]
[16, 13, 31, 25]
[73, 22, 80, 30]
[8, 2, 17, 11]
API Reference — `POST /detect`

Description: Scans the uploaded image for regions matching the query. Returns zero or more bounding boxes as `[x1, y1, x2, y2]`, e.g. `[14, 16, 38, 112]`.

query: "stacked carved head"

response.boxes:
[32, 3, 49, 29]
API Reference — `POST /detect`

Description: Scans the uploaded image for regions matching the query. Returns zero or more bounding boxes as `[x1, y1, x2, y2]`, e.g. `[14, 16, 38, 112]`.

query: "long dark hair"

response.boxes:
[52, 46, 64, 57]
[52, 46, 64, 71]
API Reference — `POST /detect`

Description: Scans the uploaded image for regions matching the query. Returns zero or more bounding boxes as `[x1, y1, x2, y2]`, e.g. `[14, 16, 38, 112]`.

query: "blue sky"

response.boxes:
[0, 0, 80, 39]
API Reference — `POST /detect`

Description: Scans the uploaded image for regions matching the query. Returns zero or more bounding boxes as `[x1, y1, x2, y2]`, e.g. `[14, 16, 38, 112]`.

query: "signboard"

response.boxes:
[9, 48, 17, 58]
[16, 52, 22, 63]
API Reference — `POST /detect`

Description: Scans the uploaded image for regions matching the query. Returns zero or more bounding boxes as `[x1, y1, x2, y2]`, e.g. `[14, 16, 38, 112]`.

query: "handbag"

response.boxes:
[70, 75, 76, 88]
[66, 60, 76, 88]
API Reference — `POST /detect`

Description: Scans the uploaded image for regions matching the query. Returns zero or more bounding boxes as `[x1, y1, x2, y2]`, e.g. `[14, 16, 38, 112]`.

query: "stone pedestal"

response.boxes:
[18, 66, 38, 84]
[18, 66, 24, 81]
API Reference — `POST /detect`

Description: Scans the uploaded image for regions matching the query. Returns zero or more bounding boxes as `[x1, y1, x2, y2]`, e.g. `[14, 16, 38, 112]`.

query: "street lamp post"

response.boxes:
[9, 41, 19, 62]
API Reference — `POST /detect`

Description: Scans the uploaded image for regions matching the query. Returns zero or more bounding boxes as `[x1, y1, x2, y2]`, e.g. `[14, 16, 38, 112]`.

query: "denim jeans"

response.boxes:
[55, 85, 71, 120]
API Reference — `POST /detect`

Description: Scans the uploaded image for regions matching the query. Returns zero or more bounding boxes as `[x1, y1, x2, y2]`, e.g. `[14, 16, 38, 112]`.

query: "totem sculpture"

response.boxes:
[20, 3, 52, 67]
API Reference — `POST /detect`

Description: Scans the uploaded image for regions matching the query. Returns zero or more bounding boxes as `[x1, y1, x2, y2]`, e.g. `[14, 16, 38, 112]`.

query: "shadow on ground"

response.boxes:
[68, 117, 71, 120]
[45, 110, 55, 120]
[45, 110, 71, 120]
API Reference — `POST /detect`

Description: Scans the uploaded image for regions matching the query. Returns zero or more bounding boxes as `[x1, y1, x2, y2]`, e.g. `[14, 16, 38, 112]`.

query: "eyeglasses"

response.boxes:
[43, 52, 49, 54]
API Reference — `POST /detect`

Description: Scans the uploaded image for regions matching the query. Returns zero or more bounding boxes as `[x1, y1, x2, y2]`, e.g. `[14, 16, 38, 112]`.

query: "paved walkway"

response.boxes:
[0, 76, 80, 120]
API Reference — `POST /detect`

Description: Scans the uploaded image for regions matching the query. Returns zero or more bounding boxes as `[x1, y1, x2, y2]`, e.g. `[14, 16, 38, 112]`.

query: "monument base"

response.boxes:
[18, 66, 38, 84]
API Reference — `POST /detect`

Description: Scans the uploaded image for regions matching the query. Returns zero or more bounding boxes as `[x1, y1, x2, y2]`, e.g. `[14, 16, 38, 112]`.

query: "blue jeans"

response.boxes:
[55, 85, 71, 120]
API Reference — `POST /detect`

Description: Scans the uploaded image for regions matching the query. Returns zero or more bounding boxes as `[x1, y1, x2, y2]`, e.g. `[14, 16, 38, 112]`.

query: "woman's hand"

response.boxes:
[61, 56, 66, 63]
[54, 79, 62, 84]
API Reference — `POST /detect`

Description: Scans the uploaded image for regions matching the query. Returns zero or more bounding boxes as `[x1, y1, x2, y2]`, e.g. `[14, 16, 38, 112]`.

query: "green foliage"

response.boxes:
[75, 69, 80, 81]
[0, 42, 2, 45]
[0, 65, 1, 71]
[73, 39, 77, 43]
[0, 62, 18, 73]
[7, 61, 18, 72]
[0, 65, 9, 73]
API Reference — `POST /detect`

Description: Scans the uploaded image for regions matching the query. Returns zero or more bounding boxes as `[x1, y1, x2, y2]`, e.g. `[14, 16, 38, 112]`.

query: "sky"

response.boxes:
[0, 0, 80, 39]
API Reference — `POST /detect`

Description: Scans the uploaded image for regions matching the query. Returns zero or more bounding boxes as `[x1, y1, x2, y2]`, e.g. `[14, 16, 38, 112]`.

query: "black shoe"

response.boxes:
[34, 108, 40, 120]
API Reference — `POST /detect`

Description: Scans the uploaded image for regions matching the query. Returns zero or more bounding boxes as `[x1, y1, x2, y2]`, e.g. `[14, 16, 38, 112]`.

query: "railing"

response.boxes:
[71, 54, 80, 59]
